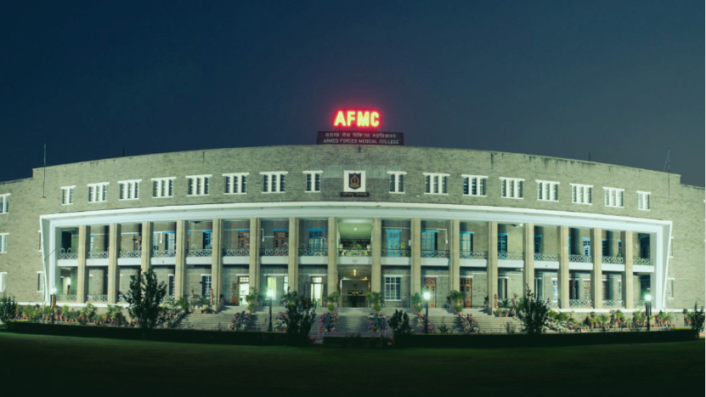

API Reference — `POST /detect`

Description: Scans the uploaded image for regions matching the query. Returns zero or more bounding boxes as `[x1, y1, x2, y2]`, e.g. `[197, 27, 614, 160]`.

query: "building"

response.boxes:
[0, 144, 703, 312]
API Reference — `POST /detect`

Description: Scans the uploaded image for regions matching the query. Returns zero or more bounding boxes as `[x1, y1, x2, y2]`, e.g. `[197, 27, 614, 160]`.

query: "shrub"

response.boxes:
[388, 309, 412, 346]
[282, 291, 317, 346]
[0, 296, 18, 328]
[688, 303, 705, 338]
[516, 286, 550, 335]
[121, 268, 167, 336]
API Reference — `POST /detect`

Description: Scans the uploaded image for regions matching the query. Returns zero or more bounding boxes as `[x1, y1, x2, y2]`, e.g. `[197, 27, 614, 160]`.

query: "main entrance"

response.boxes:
[339, 268, 371, 308]
[423, 277, 436, 308]
[231, 276, 249, 305]
[461, 277, 472, 307]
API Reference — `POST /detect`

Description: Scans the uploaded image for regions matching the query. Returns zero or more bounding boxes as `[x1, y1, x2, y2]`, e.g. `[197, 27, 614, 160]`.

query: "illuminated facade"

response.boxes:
[0, 145, 703, 312]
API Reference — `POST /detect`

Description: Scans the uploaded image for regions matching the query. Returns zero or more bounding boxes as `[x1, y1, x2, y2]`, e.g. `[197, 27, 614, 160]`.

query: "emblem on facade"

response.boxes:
[349, 173, 362, 190]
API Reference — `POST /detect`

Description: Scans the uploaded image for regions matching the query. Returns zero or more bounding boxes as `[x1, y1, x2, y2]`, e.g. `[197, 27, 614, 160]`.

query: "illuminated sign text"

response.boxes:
[333, 110, 381, 128]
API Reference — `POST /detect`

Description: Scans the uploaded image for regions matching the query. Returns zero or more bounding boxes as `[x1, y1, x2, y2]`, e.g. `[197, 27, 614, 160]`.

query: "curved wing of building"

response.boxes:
[0, 145, 702, 311]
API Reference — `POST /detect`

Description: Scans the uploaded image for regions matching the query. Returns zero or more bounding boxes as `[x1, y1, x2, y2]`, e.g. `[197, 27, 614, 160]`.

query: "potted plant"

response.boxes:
[326, 291, 340, 312]
[366, 291, 383, 313]
[411, 293, 423, 314]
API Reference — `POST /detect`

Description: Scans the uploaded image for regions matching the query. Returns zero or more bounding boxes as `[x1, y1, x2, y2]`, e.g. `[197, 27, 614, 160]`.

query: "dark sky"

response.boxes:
[1, 1, 703, 186]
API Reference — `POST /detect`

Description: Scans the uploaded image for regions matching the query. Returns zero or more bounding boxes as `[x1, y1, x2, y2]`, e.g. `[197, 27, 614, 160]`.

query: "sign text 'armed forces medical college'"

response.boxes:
[317, 109, 404, 146]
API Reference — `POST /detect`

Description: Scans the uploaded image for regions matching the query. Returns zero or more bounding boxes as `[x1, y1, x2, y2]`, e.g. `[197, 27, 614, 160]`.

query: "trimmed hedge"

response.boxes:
[403, 329, 695, 348]
[8, 322, 288, 346]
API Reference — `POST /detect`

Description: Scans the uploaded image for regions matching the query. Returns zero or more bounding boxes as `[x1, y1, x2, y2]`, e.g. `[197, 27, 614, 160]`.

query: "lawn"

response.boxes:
[0, 333, 702, 396]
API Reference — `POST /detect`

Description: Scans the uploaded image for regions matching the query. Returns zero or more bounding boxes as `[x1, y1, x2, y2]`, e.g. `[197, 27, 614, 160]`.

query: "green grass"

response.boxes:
[0, 333, 702, 395]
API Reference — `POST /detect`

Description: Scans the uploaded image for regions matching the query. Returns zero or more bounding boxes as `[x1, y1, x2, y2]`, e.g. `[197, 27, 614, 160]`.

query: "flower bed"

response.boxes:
[230, 311, 254, 331]
[368, 312, 387, 334]
[318, 312, 338, 333]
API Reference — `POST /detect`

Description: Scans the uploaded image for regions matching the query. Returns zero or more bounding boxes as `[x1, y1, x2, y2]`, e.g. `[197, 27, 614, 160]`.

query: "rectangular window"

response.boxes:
[462, 175, 487, 196]
[0, 194, 8, 214]
[37, 271, 45, 293]
[571, 184, 593, 205]
[201, 275, 212, 297]
[152, 178, 175, 198]
[667, 278, 674, 299]
[261, 172, 287, 193]
[551, 278, 558, 300]
[461, 232, 474, 252]
[423, 173, 449, 195]
[186, 175, 211, 196]
[118, 180, 141, 200]
[0, 272, 6, 293]
[283, 276, 289, 294]
[498, 233, 508, 253]
[224, 173, 249, 194]
[388, 172, 406, 194]
[500, 178, 524, 199]
[384, 276, 401, 301]
[87, 183, 109, 203]
[637, 191, 651, 211]
[304, 171, 323, 193]
[168, 274, 175, 296]
[266, 276, 277, 295]
[61, 187, 75, 205]
[0, 233, 7, 253]
[603, 187, 624, 208]
[536, 180, 559, 202]
[534, 234, 542, 253]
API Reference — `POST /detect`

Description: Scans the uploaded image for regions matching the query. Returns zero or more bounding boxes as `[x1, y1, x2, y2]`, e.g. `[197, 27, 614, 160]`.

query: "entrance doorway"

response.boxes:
[423, 277, 436, 308]
[386, 229, 401, 256]
[311, 276, 324, 305]
[274, 231, 288, 255]
[461, 278, 472, 307]
[497, 278, 508, 300]
[233, 276, 249, 305]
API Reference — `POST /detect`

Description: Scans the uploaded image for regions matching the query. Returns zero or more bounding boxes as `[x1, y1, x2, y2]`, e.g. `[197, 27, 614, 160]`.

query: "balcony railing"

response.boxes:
[57, 249, 78, 260]
[602, 256, 624, 264]
[223, 248, 250, 256]
[119, 250, 142, 259]
[569, 254, 592, 263]
[569, 299, 593, 307]
[152, 250, 176, 258]
[602, 299, 624, 307]
[498, 252, 523, 260]
[633, 257, 652, 266]
[381, 248, 411, 257]
[56, 294, 76, 301]
[338, 248, 370, 257]
[460, 251, 488, 259]
[186, 248, 212, 257]
[298, 247, 328, 256]
[538, 299, 559, 307]
[534, 253, 559, 261]
[421, 250, 450, 258]
[260, 248, 289, 256]
[87, 294, 108, 302]
[88, 251, 109, 259]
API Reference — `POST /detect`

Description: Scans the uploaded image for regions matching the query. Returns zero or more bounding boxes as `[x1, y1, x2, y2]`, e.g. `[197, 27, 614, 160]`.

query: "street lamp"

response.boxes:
[645, 294, 652, 332]
[267, 289, 275, 332]
[423, 291, 431, 334]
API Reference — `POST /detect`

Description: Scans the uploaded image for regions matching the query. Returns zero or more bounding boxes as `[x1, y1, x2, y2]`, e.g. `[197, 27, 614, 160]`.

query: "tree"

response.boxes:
[689, 303, 705, 339]
[516, 286, 550, 336]
[120, 268, 167, 337]
[0, 296, 18, 329]
[282, 291, 317, 346]
[388, 309, 412, 347]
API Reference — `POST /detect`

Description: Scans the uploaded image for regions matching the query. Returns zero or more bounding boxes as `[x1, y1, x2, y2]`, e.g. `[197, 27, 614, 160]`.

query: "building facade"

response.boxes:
[0, 145, 703, 312]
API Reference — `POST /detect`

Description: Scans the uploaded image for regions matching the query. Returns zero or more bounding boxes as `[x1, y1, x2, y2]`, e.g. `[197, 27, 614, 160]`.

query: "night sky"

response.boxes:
[1, 1, 703, 186]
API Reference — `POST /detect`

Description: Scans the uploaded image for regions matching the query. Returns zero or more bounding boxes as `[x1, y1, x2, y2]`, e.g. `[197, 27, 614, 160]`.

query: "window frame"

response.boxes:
[0, 193, 9, 214]
[387, 171, 406, 194]
[603, 187, 625, 208]
[186, 175, 211, 197]
[500, 177, 524, 199]
[462, 175, 487, 197]
[118, 179, 141, 201]
[61, 186, 75, 205]
[0, 233, 7, 253]
[666, 278, 675, 299]
[37, 271, 45, 293]
[303, 171, 323, 193]
[637, 191, 651, 211]
[570, 184, 593, 205]
[260, 172, 288, 193]
[384, 276, 402, 301]
[87, 182, 109, 203]
[223, 173, 249, 195]
[151, 177, 175, 199]
[536, 180, 559, 202]
[0, 272, 6, 293]
[423, 173, 449, 195]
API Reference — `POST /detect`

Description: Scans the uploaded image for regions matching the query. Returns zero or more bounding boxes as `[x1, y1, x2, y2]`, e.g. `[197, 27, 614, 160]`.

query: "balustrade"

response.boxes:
[421, 250, 449, 258]
[152, 249, 176, 258]
[298, 247, 328, 256]
[222, 248, 250, 256]
[88, 251, 109, 259]
[497, 252, 523, 260]
[460, 251, 488, 259]
[119, 250, 142, 259]
[56, 294, 76, 301]
[87, 294, 108, 302]
[569, 254, 592, 263]
[569, 299, 593, 307]
[381, 248, 411, 257]
[57, 249, 78, 260]
[186, 248, 212, 257]
[602, 299, 624, 307]
[534, 253, 559, 261]
[633, 257, 652, 266]
[260, 248, 289, 256]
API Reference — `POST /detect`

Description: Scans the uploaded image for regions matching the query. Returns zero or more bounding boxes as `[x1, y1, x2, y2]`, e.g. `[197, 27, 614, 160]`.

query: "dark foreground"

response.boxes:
[0, 333, 702, 396]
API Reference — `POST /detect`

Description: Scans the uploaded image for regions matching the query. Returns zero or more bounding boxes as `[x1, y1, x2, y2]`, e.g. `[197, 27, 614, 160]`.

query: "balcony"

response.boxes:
[223, 248, 249, 256]
[338, 248, 370, 257]
[498, 252, 523, 260]
[421, 250, 449, 258]
[569, 299, 593, 307]
[186, 249, 212, 257]
[298, 247, 328, 256]
[382, 248, 411, 257]
[569, 254, 592, 263]
[460, 251, 487, 259]
[602, 299, 624, 308]
[119, 250, 142, 259]
[152, 250, 176, 258]
[602, 256, 624, 264]
[57, 249, 78, 260]
[633, 257, 652, 266]
[88, 251, 109, 259]
[534, 253, 559, 261]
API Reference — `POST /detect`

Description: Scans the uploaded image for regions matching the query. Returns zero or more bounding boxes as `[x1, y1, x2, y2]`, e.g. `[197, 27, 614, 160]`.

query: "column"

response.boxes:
[327, 217, 338, 297]
[411, 218, 422, 295]
[450, 219, 461, 292]
[591, 228, 603, 309]
[249, 218, 261, 293]
[622, 231, 633, 309]
[174, 220, 186, 299]
[107, 223, 119, 304]
[559, 226, 570, 309]
[76, 225, 88, 304]
[523, 223, 535, 297]
[210, 219, 223, 307]
[140, 222, 152, 274]
[287, 217, 299, 293]
[487, 221, 498, 309]
[371, 218, 382, 293]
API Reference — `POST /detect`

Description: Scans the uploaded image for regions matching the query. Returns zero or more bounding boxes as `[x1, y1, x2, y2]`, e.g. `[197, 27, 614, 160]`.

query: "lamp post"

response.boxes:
[267, 289, 275, 332]
[645, 294, 652, 332]
[423, 291, 431, 334]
